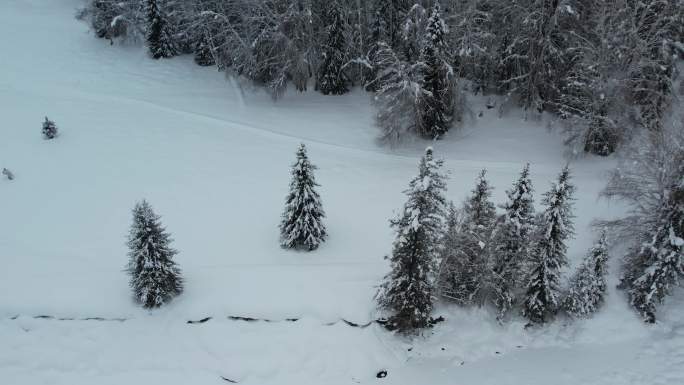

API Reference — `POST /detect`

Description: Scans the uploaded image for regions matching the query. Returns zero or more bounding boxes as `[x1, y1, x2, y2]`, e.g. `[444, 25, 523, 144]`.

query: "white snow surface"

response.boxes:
[1, 1, 683, 384]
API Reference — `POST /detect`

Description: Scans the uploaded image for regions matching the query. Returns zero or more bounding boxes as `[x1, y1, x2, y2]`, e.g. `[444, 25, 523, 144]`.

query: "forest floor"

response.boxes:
[1, 0, 683, 384]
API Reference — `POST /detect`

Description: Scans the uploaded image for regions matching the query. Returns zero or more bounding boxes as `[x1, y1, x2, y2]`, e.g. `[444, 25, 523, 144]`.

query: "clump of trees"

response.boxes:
[376, 149, 620, 333]
[82, 0, 682, 152]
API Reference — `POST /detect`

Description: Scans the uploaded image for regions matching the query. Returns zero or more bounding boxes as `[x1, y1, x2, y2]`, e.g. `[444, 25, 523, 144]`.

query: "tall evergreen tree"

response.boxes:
[417, 3, 454, 139]
[377, 147, 447, 333]
[463, 169, 497, 231]
[626, 0, 679, 133]
[557, 0, 622, 156]
[499, 0, 583, 112]
[600, 126, 684, 323]
[127, 200, 183, 309]
[490, 164, 535, 319]
[452, 0, 496, 94]
[438, 169, 496, 305]
[563, 230, 610, 318]
[280, 144, 327, 251]
[372, 42, 423, 144]
[316, 2, 349, 95]
[523, 166, 575, 324]
[146, 0, 177, 59]
[194, 31, 215, 66]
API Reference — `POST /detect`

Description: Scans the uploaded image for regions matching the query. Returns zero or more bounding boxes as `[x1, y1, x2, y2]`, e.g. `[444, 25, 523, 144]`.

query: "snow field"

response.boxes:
[1, 1, 683, 384]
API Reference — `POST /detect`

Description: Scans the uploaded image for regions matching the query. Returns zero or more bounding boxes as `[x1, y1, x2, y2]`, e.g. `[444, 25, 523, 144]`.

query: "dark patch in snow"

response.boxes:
[187, 317, 212, 324]
[376, 370, 387, 378]
[220, 376, 238, 383]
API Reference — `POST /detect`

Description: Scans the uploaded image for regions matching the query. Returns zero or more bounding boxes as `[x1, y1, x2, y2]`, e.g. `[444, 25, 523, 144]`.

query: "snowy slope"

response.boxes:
[1, 1, 683, 384]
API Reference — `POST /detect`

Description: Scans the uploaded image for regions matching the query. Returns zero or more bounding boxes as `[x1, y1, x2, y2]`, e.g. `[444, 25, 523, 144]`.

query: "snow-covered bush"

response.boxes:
[42, 117, 58, 139]
[2, 168, 14, 181]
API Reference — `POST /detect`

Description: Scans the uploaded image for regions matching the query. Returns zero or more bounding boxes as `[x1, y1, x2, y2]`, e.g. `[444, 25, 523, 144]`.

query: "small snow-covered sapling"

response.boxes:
[42, 117, 58, 139]
[2, 168, 14, 180]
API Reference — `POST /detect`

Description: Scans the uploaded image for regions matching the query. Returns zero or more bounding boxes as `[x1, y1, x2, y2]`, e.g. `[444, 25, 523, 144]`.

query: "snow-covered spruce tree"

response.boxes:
[498, 0, 584, 112]
[626, 0, 679, 133]
[365, 0, 390, 92]
[556, 0, 624, 156]
[463, 169, 497, 232]
[563, 230, 610, 318]
[42, 117, 58, 139]
[417, 3, 454, 139]
[145, 0, 177, 59]
[372, 42, 423, 144]
[316, 2, 348, 95]
[2, 168, 14, 181]
[377, 147, 447, 333]
[490, 164, 535, 319]
[85, 0, 143, 42]
[280, 144, 327, 251]
[127, 200, 183, 309]
[450, 0, 496, 94]
[193, 31, 215, 67]
[438, 169, 496, 305]
[523, 166, 576, 325]
[599, 126, 684, 323]
[221, 0, 315, 99]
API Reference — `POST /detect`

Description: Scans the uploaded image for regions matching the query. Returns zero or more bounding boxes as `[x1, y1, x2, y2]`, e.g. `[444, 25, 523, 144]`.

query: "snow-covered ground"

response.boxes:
[1, 1, 682, 384]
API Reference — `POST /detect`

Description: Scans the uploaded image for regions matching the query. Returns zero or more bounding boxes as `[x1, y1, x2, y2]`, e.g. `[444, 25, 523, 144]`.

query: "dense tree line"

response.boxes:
[81, 0, 684, 151]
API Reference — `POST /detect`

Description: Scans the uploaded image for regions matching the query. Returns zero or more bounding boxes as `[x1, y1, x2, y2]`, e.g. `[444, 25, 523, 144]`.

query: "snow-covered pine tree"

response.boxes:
[280, 144, 327, 251]
[372, 42, 423, 144]
[626, 0, 678, 133]
[400, 3, 430, 64]
[365, 0, 390, 92]
[563, 230, 610, 318]
[2, 168, 14, 181]
[437, 169, 496, 305]
[599, 125, 684, 323]
[375, 0, 408, 52]
[463, 169, 497, 231]
[85, 0, 143, 42]
[194, 31, 215, 66]
[88, 0, 118, 39]
[556, 0, 622, 156]
[377, 147, 447, 333]
[490, 163, 535, 319]
[499, 0, 583, 112]
[127, 200, 183, 309]
[316, 2, 348, 95]
[146, 0, 177, 59]
[523, 166, 576, 325]
[451, 0, 496, 94]
[436, 201, 467, 300]
[417, 3, 454, 139]
[42, 117, 58, 139]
